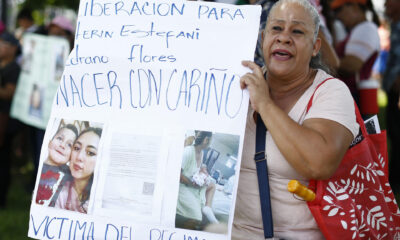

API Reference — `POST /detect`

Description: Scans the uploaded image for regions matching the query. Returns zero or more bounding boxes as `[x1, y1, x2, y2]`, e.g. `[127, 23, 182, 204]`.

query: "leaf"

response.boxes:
[323, 195, 333, 204]
[366, 171, 370, 181]
[341, 220, 348, 229]
[323, 205, 331, 211]
[377, 170, 384, 176]
[328, 182, 337, 192]
[385, 197, 392, 202]
[337, 188, 346, 194]
[338, 194, 349, 200]
[328, 207, 339, 216]
[361, 172, 364, 179]
[370, 206, 381, 212]
[350, 165, 357, 175]
[369, 195, 377, 201]
[375, 212, 384, 218]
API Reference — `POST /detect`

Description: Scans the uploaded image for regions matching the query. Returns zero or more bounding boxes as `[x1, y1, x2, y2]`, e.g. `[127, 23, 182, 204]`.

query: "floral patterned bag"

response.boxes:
[306, 79, 400, 239]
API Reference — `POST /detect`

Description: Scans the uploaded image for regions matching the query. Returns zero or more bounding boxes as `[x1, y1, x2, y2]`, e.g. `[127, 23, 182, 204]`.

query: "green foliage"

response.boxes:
[21, 0, 80, 11]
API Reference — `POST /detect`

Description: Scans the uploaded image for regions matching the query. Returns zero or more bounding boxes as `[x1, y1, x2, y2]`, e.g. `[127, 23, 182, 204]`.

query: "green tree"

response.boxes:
[21, 0, 80, 11]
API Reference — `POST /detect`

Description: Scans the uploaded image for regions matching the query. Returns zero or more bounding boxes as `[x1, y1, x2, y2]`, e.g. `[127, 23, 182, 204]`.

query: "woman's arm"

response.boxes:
[240, 61, 354, 180]
[318, 31, 340, 70]
[338, 54, 364, 77]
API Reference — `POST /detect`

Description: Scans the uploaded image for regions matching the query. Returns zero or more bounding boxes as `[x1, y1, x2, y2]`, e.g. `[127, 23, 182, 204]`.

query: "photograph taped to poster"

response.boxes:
[34, 118, 104, 214]
[28, 0, 261, 239]
[176, 130, 239, 234]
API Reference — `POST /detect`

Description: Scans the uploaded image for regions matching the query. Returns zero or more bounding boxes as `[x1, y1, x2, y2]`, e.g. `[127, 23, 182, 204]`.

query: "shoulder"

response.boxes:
[306, 70, 359, 138]
[349, 22, 380, 43]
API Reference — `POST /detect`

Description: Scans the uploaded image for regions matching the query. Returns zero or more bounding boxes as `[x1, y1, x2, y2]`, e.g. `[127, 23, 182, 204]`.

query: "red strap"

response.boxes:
[306, 77, 335, 113]
[305, 77, 366, 137]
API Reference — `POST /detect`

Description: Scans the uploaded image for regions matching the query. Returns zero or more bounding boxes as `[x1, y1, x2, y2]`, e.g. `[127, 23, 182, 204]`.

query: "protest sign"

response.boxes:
[11, 33, 70, 129]
[28, 0, 261, 239]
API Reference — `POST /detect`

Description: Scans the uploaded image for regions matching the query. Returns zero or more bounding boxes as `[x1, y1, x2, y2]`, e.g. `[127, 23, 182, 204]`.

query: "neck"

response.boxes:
[44, 158, 57, 166]
[268, 68, 317, 111]
[73, 178, 89, 198]
[349, 15, 367, 29]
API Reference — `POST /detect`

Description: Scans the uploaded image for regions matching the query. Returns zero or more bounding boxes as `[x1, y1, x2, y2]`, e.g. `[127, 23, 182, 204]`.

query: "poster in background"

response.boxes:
[28, 0, 261, 239]
[10, 33, 70, 129]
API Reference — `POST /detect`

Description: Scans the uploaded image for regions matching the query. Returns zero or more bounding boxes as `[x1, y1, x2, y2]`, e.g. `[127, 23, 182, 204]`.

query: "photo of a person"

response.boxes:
[35, 122, 78, 206]
[55, 127, 102, 214]
[21, 38, 35, 73]
[176, 130, 239, 233]
[28, 83, 43, 119]
[54, 45, 65, 81]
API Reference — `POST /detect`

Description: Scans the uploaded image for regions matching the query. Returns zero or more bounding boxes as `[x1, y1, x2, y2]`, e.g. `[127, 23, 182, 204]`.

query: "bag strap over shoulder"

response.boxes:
[305, 77, 367, 137]
[254, 113, 274, 238]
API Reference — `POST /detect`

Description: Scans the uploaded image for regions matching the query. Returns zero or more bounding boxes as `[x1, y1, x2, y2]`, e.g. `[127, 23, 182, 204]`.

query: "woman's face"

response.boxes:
[70, 131, 99, 181]
[262, 2, 320, 78]
[48, 128, 76, 166]
[201, 136, 212, 149]
[334, 4, 361, 29]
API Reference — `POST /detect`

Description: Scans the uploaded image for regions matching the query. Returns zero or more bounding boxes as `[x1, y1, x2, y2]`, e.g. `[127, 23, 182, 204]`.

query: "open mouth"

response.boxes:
[272, 49, 292, 59]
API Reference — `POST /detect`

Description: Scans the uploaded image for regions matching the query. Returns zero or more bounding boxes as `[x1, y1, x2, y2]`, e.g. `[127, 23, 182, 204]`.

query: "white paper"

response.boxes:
[28, 0, 261, 239]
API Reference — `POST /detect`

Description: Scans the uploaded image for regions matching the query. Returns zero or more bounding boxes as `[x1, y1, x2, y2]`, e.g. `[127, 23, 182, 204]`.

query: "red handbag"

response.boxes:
[306, 79, 400, 239]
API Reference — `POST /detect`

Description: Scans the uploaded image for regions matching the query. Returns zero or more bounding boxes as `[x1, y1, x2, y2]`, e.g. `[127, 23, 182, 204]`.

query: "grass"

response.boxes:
[0, 150, 35, 240]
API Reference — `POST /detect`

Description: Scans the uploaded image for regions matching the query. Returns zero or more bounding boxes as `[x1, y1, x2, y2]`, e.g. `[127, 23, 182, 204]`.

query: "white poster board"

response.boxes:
[10, 34, 70, 129]
[28, 0, 261, 239]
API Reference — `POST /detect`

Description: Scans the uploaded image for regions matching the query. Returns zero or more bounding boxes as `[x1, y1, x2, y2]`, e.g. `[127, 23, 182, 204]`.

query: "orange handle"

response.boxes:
[287, 180, 315, 202]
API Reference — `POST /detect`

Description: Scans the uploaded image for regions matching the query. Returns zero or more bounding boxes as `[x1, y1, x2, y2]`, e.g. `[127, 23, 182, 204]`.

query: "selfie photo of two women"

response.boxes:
[34, 118, 103, 214]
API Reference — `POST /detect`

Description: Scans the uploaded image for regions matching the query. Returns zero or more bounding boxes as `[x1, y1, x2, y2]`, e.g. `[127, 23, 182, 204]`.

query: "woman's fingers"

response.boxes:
[242, 60, 264, 78]
[240, 73, 255, 89]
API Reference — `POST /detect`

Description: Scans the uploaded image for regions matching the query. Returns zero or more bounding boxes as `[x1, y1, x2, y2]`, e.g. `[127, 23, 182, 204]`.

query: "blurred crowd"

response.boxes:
[0, 8, 75, 208]
[1, 0, 400, 209]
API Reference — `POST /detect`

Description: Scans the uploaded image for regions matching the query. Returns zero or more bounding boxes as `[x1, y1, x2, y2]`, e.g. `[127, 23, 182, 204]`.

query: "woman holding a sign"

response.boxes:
[55, 127, 102, 213]
[233, 0, 358, 239]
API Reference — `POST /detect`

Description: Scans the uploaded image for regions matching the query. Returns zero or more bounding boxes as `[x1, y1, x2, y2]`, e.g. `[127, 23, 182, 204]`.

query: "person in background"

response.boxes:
[332, 0, 381, 108]
[233, 0, 358, 238]
[372, 19, 390, 84]
[383, 0, 400, 195]
[15, 8, 39, 40]
[47, 16, 75, 49]
[0, 21, 5, 35]
[0, 32, 21, 208]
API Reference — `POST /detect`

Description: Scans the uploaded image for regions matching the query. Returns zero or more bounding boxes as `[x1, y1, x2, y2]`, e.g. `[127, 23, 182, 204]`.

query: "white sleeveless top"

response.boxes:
[232, 70, 359, 240]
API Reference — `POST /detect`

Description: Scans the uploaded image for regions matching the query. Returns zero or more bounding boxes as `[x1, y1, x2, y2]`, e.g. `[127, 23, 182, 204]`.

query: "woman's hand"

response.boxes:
[240, 61, 272, 113]
[180, 172, 202, 189]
